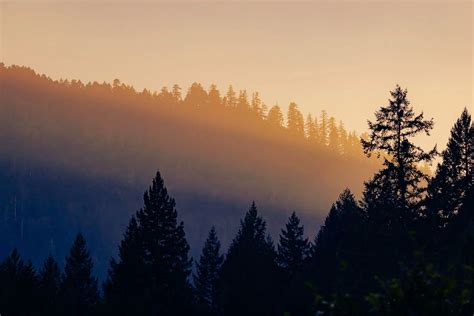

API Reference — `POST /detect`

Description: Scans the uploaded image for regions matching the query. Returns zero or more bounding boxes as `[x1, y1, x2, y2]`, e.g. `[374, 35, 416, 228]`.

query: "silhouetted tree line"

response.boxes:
[1, 85, 472, 315]
[0, 63, 364, 159]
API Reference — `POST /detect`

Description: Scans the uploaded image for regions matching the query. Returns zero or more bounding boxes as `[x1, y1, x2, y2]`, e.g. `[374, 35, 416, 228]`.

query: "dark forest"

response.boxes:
[1, 65, 473, 315]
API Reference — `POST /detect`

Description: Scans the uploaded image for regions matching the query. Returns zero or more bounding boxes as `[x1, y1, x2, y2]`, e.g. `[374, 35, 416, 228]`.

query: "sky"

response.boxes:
[1, 0, 472, 151]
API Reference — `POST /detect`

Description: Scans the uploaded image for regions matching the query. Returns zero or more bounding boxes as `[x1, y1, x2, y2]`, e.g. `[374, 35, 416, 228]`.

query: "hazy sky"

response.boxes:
[1, 1, 472, 150]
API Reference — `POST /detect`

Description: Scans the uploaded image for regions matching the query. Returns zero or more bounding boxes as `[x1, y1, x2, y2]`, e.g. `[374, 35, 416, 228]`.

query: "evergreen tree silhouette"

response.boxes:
[103, 216, 148, 315]
[311, 189, 366, 295]
[219, 202, 280, 316]
[60, 233, 99, 316]
[208, 84, 222, 107]
[428, 108, 473, 226]
[105, 171, 193, 315]
[0, 248, 38, 315]
[267, 105, 284, 127]
[38, 254, 61, 315]
[223, 85, 237, 107]
[277, 212, 310, 274]
[277, 212, 312, 315]
[193, 226, 224, 315]
[287, 102, 305, 137]
[319, 110, 329, 146]
[362, 85, 436, 211]
[237, 90, 250, 112]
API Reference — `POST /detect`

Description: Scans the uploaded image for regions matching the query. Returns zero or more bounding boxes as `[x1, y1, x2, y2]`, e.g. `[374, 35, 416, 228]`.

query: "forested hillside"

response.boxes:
[0, 64, 378, 276]
[1, 84, 472, 314]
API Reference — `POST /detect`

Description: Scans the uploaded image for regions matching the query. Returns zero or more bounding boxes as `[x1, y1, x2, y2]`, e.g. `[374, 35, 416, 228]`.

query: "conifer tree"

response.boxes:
[338, 120, 348, 155]
[219, 202, 279, 316]
[0, 249, 38, 315]
[328, 116, 340, 152]
[251, 92, 264, 118]
[319, 110, 329, 145]
[172, 84, 182, 103]
[184, 82, 208, 107]
[277, 212, 312, 316]
[361, 85, 436, 210]
[237, 90, 250, 112]
[105, 171, 193, 315]
[194, 226, 224, 315]
[224, 85, 237, 107]
[39, 254, 61, 315]
[60, 233, 99, 316]
[428, 108, 473, 225]
[267, 105, 284, 127]
[277, 212, 310, 275]
[312, 189, 365, 294]
[305, 114, 318, 142]
[103, 216, 148, 315]
[287, 102, 305, 137]
[208, 84, 222, 107]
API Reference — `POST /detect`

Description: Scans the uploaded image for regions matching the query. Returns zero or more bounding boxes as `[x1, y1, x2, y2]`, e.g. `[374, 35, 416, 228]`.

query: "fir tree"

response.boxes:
[219, 202, 280, 316]
[361, 85, 436, 211]
[194, 226, 224, 315]
[277, 212, 310, 275]
[103, 216, 148, 315]
[428, 108, 473, 225]
[312, 189, 366, 295]
[60, 233, 99, 316]
[105, 171, 193, 315]
[208, 84, 222, 107]
[287, 102, 305, 137]
[319, 110, 329, 146]
[38, 254, 61, 315]
[267, 105, 284, 127]
[0, 249, 38, 315]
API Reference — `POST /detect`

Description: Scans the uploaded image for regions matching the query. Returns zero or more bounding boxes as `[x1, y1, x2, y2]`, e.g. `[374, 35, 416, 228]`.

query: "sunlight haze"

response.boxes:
[1, 1, 472, 150]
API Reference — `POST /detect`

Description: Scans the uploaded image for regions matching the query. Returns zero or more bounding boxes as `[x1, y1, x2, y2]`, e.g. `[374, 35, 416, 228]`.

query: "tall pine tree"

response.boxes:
[104, 171, 193, 315]
[39, 254, 61, 316]
[194, 226, 224, 315]
[428, 108, 473, 226]
[219, 202, 280, 316]
[60, 233, 99, 316]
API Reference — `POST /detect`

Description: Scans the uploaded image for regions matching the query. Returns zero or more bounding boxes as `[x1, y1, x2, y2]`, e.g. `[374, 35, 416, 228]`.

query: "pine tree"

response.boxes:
[428, 108, 473, 225]
[194, 226, 224, 315]
[208, 84, 222, 107]
[60, 233, 99, 316]
[287, 102, 305, 137]
[219, 202, 279, 316]
[39, 254, 61, 315]
[312, 189, 365, 294]
[105, 171, 193, 315]
[237, 90, 250, 112]
[338, 120, 348, 155]
[361, 85, 436, 210]
[104, 216, 148, 315]
[267, 105, 284, 127]
[328, 116, 340, 152]
[305, 114, 318, 143]
[319, 110, 329, 146]
[277, 212, 312, 316]
[251, 92, 264, 118]
[277, 212, 310, 275]
[0, 249, 38, 315]
[223, 85, 237, 108]
[172, 84, 182, 104]
[184, 82, 208, 107]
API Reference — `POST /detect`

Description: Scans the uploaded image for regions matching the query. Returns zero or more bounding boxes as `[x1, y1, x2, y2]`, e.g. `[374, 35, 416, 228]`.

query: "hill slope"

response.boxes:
[0, 64, 378, 276]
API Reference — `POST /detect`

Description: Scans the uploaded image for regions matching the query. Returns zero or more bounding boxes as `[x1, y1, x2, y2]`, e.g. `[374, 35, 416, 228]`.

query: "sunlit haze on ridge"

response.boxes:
[1, 1, 472, 151]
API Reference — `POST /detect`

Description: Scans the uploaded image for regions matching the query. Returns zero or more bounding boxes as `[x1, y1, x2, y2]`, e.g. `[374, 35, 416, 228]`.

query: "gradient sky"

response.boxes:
[1, 1, 472, 151]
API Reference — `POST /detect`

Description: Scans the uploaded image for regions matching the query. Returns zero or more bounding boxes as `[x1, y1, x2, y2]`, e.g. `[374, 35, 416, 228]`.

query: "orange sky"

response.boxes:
[1, 1, 472, 151]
